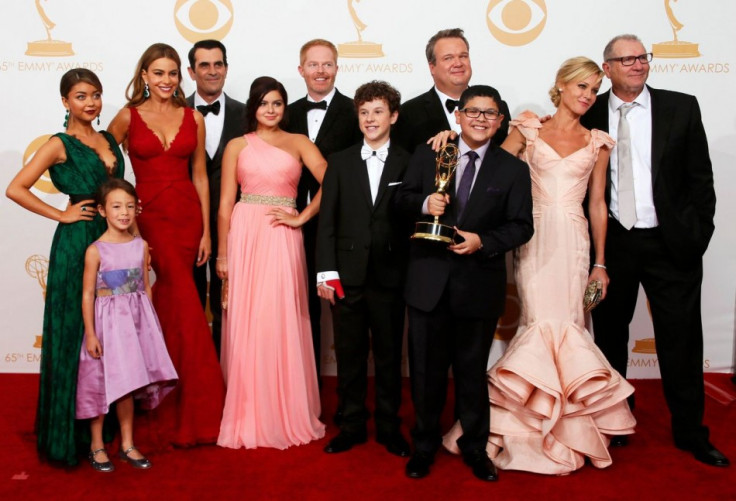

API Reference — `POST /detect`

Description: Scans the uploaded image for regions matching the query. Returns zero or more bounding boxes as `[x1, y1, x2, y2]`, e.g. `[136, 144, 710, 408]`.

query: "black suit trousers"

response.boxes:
[408, 294, 496, 455]
[592, 218, 708, 445]
[332, 278, 405, 436]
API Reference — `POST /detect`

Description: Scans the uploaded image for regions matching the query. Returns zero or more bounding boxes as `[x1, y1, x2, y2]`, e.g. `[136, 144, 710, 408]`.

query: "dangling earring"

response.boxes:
[143, 82, 150, 98]
[97, 115, 100, 126]
[63, 110, 69, 128]
[173, 89, 178, 98]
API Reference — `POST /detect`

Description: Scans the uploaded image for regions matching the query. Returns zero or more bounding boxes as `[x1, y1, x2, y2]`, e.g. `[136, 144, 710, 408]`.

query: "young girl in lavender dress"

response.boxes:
[76, 178, 178, 472]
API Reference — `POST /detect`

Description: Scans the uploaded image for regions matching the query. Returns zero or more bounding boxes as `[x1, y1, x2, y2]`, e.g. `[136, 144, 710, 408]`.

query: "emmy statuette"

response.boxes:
[411, 143, 460, 244]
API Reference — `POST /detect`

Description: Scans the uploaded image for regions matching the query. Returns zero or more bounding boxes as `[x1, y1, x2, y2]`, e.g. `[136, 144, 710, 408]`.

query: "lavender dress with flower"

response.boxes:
[76, 238, 177, 419]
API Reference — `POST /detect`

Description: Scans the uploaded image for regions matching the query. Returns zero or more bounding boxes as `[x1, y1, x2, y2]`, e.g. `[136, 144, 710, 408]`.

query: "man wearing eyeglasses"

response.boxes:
[581, 34, 727, 467]
[392, 28, 510, 154]
[286, 39, 362, 391]
[397, 85, 533, 481]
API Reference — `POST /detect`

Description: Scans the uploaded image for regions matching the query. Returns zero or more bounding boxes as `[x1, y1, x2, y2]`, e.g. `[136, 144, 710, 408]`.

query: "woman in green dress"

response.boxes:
[6, 69, 124, 466]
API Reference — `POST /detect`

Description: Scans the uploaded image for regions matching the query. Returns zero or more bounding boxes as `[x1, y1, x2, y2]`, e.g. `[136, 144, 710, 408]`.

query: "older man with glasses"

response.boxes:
[581, 34, 728, 467]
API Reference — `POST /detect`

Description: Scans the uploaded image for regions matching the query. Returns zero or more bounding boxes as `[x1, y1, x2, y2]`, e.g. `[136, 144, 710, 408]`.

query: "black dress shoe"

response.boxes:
[323, 432, 367, 454]
[376, 432, 411, 457]
[610, 435, 629, 447]
[406, 452, 434, 479]
[676, 440, 730, 467]
[463, 450, 498, 482]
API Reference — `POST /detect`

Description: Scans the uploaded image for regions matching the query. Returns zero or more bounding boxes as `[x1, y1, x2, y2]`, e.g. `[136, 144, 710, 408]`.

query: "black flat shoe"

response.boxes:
[119, 446, 152, 469]
[676, 440, 730, 467]
[89, 448, 114, 473]
[463, 450, 498, 482]
[323, 432, 367, 454]
[406, 451, 434, 479]
[610, 435, 629, 447]
[376, 432, 411, 457]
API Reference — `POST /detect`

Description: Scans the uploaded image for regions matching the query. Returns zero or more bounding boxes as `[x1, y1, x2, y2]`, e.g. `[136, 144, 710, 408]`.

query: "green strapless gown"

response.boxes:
[37, 131, 124, 465]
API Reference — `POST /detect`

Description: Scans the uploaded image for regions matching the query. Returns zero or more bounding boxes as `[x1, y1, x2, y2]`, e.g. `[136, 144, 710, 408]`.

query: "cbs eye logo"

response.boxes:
[174, 0, 234, 43]
[487, 0, 547, 47]
[24, 135, 59, 194]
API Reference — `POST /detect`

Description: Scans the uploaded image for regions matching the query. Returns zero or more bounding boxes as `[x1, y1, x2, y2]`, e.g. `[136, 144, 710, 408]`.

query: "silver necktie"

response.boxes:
[617, 102, 637, 229]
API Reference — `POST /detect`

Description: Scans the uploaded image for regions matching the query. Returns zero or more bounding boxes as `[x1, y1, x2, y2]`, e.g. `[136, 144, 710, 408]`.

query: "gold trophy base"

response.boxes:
[412, 221, 456, 244]
[26, 40, 74, 57]
[337, 41, 384, 58]
[652, 41, 700, 58]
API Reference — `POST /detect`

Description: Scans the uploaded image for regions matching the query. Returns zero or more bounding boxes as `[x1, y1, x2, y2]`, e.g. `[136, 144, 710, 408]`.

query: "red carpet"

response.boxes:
[1, 374, 734, 500]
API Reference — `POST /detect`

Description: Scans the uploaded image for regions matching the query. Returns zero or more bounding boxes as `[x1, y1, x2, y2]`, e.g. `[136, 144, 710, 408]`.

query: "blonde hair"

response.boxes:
[549, 56, 603, 107]
[299, 39, 338, 65]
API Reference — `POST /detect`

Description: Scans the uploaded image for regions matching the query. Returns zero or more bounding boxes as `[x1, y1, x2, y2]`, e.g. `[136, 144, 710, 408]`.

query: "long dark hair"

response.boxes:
[125, 43, 188, 108]
[244, 76, 288, 133]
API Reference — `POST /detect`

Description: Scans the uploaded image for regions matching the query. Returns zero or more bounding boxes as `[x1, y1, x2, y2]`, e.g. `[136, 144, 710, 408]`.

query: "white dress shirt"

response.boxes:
[608, 87, 658, 228]
[434, 87, 462, 135]
[362, 139, 390, 203]
[306, 87, 336, 142]
[193, 92, 225, 159]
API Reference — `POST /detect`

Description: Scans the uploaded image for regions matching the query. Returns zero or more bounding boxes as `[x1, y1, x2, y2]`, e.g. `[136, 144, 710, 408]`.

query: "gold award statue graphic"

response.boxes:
[338, 0, 384, 58]
[652, 0, 700, 58]
[486, 0, 547, 47]
[26, 254, 50, 349]
[26, 0, 74, 57]
[174, 0, 234, 44]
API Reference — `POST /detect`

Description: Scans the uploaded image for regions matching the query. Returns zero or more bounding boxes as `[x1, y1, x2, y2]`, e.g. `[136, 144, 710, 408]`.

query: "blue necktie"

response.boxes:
[456, 150, 478, 219]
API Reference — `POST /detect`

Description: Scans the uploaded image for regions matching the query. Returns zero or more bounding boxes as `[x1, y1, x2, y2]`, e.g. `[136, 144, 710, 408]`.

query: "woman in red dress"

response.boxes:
[109, 43, 225, 448]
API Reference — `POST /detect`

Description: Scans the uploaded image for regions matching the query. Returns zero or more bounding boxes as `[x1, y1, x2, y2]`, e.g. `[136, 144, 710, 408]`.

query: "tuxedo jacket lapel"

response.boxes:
[424, 88, 451, 130]
[315, 96, 344, 145]
[373, 150, 403, 210]
[649, 87, 670, 185]
[290, 100, 309, 135]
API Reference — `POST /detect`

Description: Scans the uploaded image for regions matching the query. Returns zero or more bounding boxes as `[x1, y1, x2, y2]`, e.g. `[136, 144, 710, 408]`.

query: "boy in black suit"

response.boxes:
[397, 85, 533, 481]
[317, 81, 411, 457]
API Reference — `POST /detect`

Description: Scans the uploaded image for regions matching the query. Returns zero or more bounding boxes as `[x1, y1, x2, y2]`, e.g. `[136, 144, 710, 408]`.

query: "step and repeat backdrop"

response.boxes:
[1, 0, 734, 377]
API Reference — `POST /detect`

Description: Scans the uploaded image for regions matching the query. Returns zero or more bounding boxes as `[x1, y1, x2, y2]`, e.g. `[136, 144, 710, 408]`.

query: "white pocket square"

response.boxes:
[388, 181, 402, 186]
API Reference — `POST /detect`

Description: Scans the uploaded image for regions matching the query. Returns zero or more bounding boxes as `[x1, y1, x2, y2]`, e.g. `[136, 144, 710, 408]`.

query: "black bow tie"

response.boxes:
[304, 100, 327, 111]
[197, 101, 221, 116]
[445, 98, 459, 113]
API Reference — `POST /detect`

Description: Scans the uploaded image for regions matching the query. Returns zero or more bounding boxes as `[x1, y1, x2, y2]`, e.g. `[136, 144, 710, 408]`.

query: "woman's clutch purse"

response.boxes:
[221, 278, 228, 311]
[583, 279, 603, 313]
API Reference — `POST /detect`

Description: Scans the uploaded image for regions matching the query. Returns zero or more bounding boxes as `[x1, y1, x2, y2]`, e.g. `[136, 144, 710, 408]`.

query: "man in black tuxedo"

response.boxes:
[581, 34, 728, 467]
[316, 81, 411, 457]
[186, 39, 246, 357]
[397, 85, 533, 481]
[392, 28, 510, 154]
[286, 39, 362, 382]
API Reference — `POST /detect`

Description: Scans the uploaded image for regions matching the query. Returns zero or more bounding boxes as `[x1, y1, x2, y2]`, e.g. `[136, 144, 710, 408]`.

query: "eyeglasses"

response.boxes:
[606, 52, 653, 66]
[460, 108, 501, 120]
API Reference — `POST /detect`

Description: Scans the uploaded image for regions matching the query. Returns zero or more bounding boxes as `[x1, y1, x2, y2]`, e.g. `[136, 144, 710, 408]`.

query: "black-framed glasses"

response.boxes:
[606, 52, 653, 66]
[460, 107, 501, 120]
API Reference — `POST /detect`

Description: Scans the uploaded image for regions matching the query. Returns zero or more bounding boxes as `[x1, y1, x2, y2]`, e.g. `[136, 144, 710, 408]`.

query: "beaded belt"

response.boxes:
[240, 193, 296, 208]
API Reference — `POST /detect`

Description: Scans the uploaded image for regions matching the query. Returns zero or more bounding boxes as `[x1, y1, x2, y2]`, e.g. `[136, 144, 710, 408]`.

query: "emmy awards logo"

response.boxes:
[25, 0, 74, 57]
[338, 0, 384, 58]
[26, 254, 49, 300]
[652, 0, 700, 58]
[24, 135, 60, 194]
[632, 337, 657, 354]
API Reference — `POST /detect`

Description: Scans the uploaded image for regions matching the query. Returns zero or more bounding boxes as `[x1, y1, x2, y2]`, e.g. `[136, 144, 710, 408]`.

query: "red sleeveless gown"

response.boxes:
[127, 106, 225, 447]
